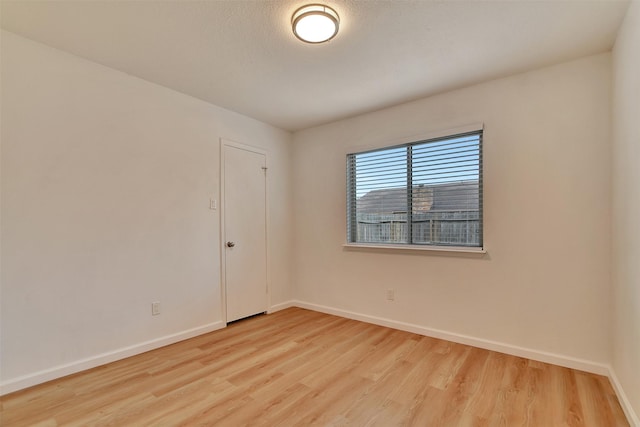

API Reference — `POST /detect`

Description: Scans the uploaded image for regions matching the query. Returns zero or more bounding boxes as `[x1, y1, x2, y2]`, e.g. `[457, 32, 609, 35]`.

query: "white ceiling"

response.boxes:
[0, 0, 630, 131]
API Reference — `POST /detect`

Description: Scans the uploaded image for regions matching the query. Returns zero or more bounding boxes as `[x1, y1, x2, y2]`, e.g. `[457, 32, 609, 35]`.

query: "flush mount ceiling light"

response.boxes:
[292, 4, 340, 44]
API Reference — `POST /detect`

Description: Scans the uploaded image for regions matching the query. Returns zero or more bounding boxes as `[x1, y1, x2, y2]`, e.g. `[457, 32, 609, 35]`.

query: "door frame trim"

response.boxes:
[220, 138, 270, 324]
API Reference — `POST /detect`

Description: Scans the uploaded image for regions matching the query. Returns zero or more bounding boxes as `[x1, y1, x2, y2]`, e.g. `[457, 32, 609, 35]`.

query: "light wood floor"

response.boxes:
[0, 307, 629, 426]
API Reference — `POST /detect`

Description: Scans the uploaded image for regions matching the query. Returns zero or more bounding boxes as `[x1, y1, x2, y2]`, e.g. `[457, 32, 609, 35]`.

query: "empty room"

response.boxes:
[1, 0, 639, 425]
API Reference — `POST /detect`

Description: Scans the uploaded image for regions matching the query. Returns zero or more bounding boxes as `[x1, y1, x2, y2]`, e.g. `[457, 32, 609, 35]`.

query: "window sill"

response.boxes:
[342, 243, 487, 255]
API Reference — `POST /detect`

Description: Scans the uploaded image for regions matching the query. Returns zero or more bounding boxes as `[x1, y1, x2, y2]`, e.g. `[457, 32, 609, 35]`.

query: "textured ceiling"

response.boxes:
[0, 0, 630, 131]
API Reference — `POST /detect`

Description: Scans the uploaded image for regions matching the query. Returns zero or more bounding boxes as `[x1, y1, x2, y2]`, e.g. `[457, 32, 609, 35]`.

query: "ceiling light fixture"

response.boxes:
[292, 4, 340, 44]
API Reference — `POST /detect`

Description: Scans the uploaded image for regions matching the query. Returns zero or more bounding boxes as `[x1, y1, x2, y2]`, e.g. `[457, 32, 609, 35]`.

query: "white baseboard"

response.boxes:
[293, 301, 610, 375]
[0, 321, 225, 396]
[268, 300, 296, 313]
[608, 367, 640, 427]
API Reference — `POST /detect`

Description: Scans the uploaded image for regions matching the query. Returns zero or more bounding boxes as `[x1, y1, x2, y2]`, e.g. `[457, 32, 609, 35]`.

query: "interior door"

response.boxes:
[223, 143, 267, 322]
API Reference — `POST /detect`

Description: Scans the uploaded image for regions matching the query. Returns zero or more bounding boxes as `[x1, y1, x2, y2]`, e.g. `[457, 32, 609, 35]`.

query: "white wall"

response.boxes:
[0, 31, 292, 392]
[612, 0, 640, 422]
[292, 54, 612, 366]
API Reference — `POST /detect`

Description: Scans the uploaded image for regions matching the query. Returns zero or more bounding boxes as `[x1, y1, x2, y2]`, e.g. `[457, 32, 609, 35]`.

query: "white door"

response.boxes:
[223, 143, 267, 322]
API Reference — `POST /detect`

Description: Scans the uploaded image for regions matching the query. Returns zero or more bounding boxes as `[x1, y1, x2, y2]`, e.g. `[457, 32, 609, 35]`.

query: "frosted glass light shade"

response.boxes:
[292, 4, 340, 44]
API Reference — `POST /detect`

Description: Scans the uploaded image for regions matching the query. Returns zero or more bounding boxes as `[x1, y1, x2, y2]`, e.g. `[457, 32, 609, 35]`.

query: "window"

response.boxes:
[347, 130, 483, 248]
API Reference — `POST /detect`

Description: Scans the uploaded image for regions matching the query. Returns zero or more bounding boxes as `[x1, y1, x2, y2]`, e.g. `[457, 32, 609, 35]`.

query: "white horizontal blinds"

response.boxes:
[348, 146, 409, 244]
[347, 130, 482, 247]
[411, 132, 482, 247]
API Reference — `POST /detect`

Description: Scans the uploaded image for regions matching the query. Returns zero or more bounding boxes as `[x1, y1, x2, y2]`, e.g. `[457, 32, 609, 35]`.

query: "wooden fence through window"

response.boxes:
[356, 210, 481, 246]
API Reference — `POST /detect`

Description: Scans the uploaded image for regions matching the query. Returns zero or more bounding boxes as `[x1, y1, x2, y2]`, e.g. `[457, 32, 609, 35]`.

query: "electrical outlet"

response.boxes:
[386, 289, 395, 301]
[152, 301, 161, 316]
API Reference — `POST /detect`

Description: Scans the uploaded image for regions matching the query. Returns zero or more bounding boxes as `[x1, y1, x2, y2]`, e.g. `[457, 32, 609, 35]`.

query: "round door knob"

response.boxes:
[226, 241, 235, 248]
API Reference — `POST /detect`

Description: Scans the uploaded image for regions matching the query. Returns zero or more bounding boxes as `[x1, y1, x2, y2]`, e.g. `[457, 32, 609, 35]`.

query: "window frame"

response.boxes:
[345, 125, 485, 253]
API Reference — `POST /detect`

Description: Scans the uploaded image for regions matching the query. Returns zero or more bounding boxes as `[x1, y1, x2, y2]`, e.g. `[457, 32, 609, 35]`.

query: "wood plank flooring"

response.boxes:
[0, 307, 629, 426]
